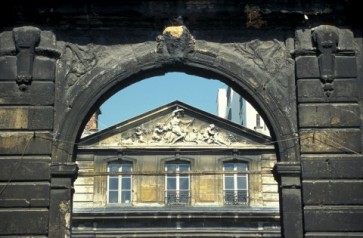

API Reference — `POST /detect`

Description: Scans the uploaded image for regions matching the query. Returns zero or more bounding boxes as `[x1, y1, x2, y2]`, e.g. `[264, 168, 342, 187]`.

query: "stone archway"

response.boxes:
[51, 25, 302, 237]
[1, 2, 362, 237]
[56, 26, 298, 163]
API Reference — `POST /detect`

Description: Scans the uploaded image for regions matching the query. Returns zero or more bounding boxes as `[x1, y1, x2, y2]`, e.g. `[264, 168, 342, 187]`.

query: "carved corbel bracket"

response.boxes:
[312, 25, 339, 97]
[13, 27, 41, 91]
[156, 21, 195, 60]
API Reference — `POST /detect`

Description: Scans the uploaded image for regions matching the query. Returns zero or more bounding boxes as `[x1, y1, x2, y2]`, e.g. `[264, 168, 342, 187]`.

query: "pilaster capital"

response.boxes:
[275, 162, 301, 188]
[50, 162, 78, 179]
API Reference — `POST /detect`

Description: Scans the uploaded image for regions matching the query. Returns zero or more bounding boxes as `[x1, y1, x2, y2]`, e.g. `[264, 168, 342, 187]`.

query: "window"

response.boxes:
[256, 114, 261, 128]
[223, 161, 248, 205]
[239, 96, 244, 110]
[107, 162, 132, 204]
[165, 161, 190, 206]
[227, 108, 232, 120]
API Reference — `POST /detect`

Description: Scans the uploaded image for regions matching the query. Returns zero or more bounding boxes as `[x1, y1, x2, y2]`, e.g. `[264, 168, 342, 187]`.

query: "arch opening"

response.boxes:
[71, 64, 286, 158]
[71, 68, 284, 237]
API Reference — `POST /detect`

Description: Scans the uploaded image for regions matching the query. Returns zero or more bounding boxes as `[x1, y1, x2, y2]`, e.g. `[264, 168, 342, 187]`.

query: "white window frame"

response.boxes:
[107, 162, 132, 205]
[164, 161, 190, 205]
[223, 161, 248, 205]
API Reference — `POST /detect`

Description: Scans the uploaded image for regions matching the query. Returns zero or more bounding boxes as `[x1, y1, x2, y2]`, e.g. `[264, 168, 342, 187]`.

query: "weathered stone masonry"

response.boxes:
[296, 25, 363, 237]
[0, 1, 362, 237]
[0, 27, 61, 235]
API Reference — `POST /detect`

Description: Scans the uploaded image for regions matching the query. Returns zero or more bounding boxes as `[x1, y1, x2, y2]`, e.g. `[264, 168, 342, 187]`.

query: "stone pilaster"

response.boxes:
[49, 163, 78, 238]
[275, 162, 303, 238]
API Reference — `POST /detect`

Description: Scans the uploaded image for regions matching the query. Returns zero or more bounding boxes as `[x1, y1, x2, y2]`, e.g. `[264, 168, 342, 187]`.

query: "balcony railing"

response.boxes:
[224, 190, 248, 205]
[165, 191, 190, 206]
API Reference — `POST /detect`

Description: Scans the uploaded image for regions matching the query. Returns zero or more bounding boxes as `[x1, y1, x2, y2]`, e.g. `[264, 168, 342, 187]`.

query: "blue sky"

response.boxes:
[98, 72, 227, 130]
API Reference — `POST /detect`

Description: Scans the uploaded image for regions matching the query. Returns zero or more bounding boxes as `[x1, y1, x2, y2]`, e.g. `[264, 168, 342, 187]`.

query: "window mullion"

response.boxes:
[234, 166, 238, 191]
[118, 167, 122, 204]
[176, 167, 180, 196]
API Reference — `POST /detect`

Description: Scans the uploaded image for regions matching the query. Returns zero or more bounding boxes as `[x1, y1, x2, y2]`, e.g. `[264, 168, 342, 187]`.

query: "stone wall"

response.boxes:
[0, 1, 362, 237]
[0, 27, 60, 236]
[296, 25, 363, 237]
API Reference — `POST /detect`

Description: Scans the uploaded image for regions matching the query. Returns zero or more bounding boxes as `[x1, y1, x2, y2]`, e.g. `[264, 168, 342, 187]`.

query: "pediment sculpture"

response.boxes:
[117, 107, 247, 147]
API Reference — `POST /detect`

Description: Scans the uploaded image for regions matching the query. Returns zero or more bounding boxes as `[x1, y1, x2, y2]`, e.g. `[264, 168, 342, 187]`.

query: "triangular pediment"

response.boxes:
[79, 101, 272, 149]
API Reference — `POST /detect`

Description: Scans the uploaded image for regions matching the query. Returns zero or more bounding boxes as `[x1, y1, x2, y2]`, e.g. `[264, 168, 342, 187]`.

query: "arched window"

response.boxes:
[223, 161, 248, 205]
[165, 160, 190, 206]
[107, 161, 132, 205]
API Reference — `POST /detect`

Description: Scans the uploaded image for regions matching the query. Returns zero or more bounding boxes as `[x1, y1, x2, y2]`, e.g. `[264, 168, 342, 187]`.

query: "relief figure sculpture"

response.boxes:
[202, 124, 228, 145]
[164, 107, 193, 144]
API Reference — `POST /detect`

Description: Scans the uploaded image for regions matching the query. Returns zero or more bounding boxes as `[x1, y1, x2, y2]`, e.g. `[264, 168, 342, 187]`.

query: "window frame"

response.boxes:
[223, 160, 249, 206]
[107, 161, 133, 205]
[164, 160, 191, 206]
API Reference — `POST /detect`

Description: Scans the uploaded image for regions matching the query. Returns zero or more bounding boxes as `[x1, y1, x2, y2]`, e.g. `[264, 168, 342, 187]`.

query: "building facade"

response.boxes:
[72, 101, 280, 237]
[217, 87, 270, 136]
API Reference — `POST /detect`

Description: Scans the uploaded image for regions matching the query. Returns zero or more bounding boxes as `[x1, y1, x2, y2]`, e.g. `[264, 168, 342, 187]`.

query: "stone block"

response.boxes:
[76, 161, 94, 169]
[262, 184, 278, 193]
[75, 177, 94, 185]
[297, 79, 324, 102]
[338, 28, 355, 50]
[0, 182, 49, 207]
[300, 129, 361, 154]
[302, 155, 363, 179]
[298, 103, 360, 128]
[73, 193, 93, 202]
[295, 28, 313, 51]
[32, 56, 56, 81]
[0, 56, 17, 80]
[296, 56, 320, 78]
[0, 157, 50, 181]
[262, 192, 279, 201]
[263, 201, 280, 208]
[304, 206, 363, 231]
[0, 31, 16, 54]
[73, 201, 93, 209]
[261, 159, 275, 169]
[0, 107, 27, 129]
[74, 184, 94, 194]
[0, 82, 54, 105]
[0, 106, 53, 130]
[281, 188, 304, 237]
[0, 132, 52, 155]
[305, 232, 363, 237]
[0, 209, 48, 235]
[335, 56, 357, 78]
[303, 180, 363, 205]
[297, 78, 358, 102]
[262, 174, 278, 185]
[37, 31, 61, 57]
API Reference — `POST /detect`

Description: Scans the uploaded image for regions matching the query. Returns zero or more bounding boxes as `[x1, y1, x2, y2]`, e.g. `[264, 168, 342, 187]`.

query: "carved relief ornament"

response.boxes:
[312, 25, 339, 97]
[13, 27, 41, 91]
[98, 107, 252, 147]
[156, 25, 195, 58]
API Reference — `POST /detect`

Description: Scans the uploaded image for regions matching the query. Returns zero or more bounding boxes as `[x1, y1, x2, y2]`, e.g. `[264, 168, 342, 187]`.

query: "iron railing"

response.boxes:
[224, 190, 248, 205]
[165, 191, 190, 206]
